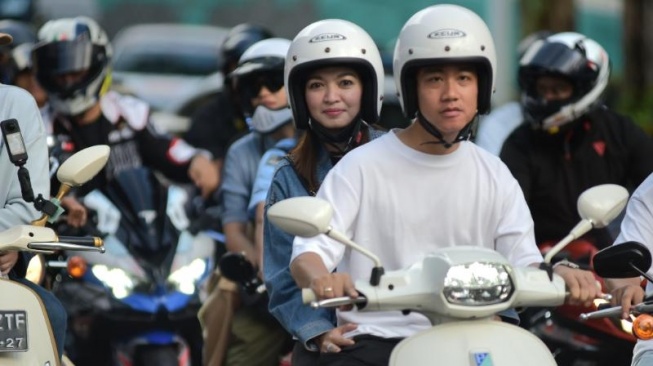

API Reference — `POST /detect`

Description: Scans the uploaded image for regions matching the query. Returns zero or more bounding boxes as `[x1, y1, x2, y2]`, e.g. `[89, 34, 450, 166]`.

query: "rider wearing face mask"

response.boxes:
[262, 18, 386, 365]
[500, 32, 653, 250]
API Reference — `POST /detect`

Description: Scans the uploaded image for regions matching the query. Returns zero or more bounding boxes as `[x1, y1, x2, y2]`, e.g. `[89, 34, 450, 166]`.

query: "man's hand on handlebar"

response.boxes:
[554, 265, 602, 307]
[310, 273, 358, 310]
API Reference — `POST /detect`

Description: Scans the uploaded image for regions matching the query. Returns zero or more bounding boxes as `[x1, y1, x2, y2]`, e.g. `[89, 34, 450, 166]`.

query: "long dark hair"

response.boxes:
[289, 125, 375, 195]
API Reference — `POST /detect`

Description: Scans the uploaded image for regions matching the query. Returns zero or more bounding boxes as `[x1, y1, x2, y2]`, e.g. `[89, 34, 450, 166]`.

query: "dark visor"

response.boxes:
[33, 39, 96, 74]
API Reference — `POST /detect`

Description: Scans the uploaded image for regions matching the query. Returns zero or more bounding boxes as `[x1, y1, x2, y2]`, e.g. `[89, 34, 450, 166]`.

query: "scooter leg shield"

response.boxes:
[0, 279, 59, 365]
[389, 320, 557, 366]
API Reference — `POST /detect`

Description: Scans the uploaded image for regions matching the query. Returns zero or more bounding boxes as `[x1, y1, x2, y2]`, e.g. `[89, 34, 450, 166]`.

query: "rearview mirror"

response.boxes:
[267, 196, 385, 285]
[577, 184, 629, 228]
[593, 241, 652, 280]
[267, 196, 333, 237]
[56, 145, 111, 187]
[544, 184, 629, 263]
[32, 145, 110, 226]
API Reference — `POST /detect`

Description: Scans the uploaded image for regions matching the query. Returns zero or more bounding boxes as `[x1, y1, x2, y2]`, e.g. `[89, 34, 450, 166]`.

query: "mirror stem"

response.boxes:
[31, 184, 71, 227]
[326, 228, 385, 286]
[543, 220, 593, 264]
[630, 262, 653, 283]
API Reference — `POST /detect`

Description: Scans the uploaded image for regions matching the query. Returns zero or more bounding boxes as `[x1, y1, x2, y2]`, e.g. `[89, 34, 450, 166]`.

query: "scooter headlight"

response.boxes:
[168, 258, 209, 295]
[92, 265, 136, 299]
[443, 262, 513, 305]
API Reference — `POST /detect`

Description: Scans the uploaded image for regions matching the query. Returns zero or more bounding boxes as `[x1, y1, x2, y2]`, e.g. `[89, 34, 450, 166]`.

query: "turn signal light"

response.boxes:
[633, 314, 653, 340]
[67, 256, 88, 279]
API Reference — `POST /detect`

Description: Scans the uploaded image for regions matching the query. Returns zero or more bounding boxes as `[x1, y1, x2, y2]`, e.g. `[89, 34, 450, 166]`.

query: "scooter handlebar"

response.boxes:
[580, 302, 653, 321]
[302, 288, 317, 304]
[301, 288, 367, 308]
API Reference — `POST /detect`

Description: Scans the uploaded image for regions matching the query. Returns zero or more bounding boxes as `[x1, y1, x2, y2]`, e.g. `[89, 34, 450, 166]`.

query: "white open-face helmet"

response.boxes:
[393, 4, 497, 118]
[32, 16, 112, 116]
[519, 32, 610, 131]
[285, 19, 384, 129]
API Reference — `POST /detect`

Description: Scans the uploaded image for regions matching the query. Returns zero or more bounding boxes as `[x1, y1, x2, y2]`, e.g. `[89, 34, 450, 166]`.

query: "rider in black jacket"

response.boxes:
[500, 31, 653, 249]
[32, 17, 213, 224]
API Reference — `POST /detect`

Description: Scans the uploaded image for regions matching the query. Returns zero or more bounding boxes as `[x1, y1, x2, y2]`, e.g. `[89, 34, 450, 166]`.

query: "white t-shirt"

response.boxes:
[613, 172, 653, 359]
[291, 131, 543, 339]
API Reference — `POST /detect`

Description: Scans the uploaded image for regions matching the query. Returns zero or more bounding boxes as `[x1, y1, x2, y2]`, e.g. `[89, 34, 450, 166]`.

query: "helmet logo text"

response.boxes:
[309, 33, 347, 43]
[428, 29, 466, 39]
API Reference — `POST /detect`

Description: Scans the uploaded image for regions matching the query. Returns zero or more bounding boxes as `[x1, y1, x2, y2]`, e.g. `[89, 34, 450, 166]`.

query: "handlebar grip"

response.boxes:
[58, 235, 103, 247]
[302, 288, 317, 304]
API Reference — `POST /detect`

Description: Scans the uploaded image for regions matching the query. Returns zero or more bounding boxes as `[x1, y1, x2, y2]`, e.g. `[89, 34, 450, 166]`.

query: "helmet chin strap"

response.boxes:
[416, 111, 475, 149]
[309, 116, 364, 158]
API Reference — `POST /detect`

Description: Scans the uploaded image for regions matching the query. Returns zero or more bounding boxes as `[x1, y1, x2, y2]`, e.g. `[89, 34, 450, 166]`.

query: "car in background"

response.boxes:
[111, 23, 229, 117]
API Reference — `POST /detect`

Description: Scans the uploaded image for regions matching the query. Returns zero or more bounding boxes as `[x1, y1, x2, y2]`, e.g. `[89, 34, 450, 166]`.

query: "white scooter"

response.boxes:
[267, 184, 629, 366]
[0, 144, 110, 366]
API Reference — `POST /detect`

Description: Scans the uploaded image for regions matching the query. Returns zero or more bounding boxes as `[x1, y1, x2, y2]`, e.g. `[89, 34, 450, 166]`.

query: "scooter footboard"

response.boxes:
[0, 279, 59, 365]
[390, 320, 556, 366]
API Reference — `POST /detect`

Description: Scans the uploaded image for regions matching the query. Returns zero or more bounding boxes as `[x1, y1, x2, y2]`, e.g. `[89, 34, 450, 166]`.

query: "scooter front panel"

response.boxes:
[0, 279, 59, 365]
[389, 320, 556, 366]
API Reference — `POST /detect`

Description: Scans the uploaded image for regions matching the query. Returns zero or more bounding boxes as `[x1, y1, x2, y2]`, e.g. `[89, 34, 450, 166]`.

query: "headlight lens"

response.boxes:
[168, 258, 208, 295]
[443, 262, 513, 305]
[92, 265, 136, 299]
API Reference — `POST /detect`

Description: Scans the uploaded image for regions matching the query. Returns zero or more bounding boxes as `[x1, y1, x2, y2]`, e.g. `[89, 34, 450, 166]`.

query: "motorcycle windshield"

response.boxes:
[101, 167, 178, 266]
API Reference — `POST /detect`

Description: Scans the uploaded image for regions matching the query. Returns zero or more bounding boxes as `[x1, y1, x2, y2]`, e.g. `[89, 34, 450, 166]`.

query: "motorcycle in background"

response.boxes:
[52, 167, 215, 366]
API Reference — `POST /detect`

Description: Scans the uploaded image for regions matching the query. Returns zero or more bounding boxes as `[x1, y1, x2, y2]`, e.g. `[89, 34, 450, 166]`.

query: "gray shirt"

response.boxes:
[0, 84, 50, 229]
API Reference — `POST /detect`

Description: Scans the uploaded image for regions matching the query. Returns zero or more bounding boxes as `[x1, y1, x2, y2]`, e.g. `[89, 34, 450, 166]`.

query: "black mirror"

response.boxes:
[218, 252, 256, 283]
[217, 252, 262, 294]
[593, 241, 652, 279]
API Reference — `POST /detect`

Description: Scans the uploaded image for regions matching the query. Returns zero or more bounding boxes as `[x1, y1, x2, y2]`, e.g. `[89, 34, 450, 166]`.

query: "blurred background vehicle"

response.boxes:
[111, 23, 229, 115]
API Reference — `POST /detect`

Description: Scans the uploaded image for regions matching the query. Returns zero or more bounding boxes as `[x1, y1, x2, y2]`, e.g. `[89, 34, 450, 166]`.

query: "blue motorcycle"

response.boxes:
[53, 167, 215, 366]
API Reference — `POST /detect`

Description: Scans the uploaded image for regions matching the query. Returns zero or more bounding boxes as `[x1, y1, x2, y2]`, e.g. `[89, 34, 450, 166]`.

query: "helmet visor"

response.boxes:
[519, 42, 594, 88]
[33, 39, 96, 75]
[33, 39, 107, 96]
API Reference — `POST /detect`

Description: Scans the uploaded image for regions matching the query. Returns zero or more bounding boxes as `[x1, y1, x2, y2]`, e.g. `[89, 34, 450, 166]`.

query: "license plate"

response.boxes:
[0, 311, 28, 352]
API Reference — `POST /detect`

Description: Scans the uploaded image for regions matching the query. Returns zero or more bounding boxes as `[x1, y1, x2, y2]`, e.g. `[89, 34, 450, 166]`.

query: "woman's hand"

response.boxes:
[315, 323, 358, 353]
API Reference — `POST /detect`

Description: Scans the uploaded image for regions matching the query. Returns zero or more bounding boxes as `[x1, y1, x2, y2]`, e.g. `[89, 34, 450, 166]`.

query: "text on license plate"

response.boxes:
[0, 311, 28, 352]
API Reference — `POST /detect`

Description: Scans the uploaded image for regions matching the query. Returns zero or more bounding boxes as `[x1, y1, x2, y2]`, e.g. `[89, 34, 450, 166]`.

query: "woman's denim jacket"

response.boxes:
[263, 128, 385, 351]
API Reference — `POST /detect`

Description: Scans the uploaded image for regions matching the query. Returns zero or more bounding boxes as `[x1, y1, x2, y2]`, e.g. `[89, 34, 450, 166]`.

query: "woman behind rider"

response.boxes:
[262, 19, 385, 365]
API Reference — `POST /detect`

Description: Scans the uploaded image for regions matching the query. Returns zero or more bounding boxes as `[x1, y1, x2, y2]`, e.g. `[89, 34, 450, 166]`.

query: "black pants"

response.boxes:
[317, 335, 403, 366]
[291, 341, 320, 366]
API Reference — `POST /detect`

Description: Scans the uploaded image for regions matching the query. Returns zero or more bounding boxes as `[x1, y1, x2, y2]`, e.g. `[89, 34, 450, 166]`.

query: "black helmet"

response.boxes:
[518, 32, 609, 131]
[220, 23, 273, 76]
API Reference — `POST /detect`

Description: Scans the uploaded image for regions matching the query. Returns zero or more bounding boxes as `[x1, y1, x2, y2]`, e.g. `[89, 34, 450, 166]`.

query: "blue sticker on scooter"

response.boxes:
[472, 352, 494, 366]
